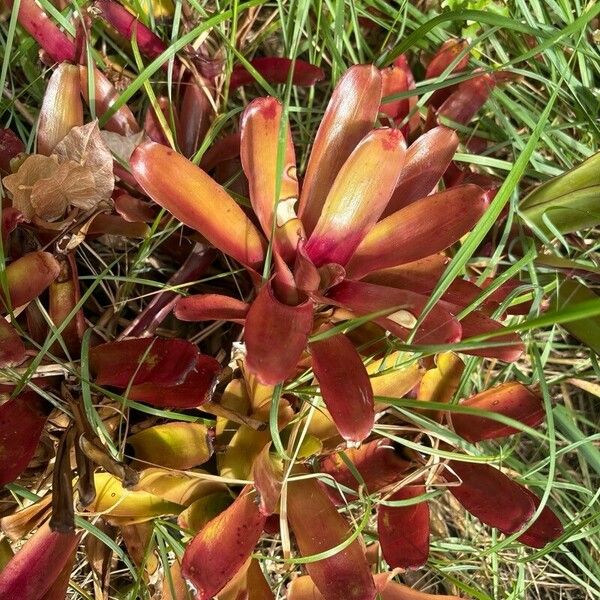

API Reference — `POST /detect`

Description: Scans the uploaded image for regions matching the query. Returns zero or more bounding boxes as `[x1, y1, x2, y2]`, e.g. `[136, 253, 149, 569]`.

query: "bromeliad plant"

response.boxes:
[125, 62, 562, 598]
[131, 63, 523, 444]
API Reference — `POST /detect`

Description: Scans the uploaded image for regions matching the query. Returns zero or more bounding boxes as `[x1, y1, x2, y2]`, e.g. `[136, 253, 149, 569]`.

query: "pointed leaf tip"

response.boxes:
[446, 460, 535, 535]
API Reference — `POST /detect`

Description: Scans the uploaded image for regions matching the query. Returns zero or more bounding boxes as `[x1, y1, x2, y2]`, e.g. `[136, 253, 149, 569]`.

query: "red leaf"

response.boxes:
[448, 307, 524, 362]
[517, 488, 563, 548]
[113, 193, 156, 223]
[319, 439, 411, 503]
[95, 0, 167, 59]
[347, 184, 488, 279]
[122, 243, 216, 338]
[200, 132, 241, 172]
[0, 521, 80, 600]
[130, 140, 265, 269]
[181, 486, 266, 600]
[1, 207, 24, 249]
[287, 471, 376, 600]
[328, 280, 461, 345]
[0, 392, 47, 486]
[143, 96, 178, 146]
[79, 66, 140, 136]
[175, 293, 250, 324]
[380, 65, 409, 123]
[378, 486, 429, 569]
[245, 280, 313, 385]
[374, 573, 462, 600]
[304, 128, 406, 267]
[363, 257, 492, 313]
[437, 73, 495, 126]
[9, 0, 76, 63]
[451, 382, 544, 442]
[85, 214, 149, 238]
[426, 40, 470, 108]
[0, 129, 25, 174]
[128, 355, 221, 408]
[383, 127, 459, 216]
[230, 57, 324, 89]
[479, 276, 538, 315]
[179, 79, 214, 157]
[426, 40, 470, 80]
[43, 548, 77, 600]
[310, 331, 374, 443]
[446, 461, 535, 535]
[240, 96, 301, 256]
[89, 337, 199, 388]
[251, 444, 282, 516]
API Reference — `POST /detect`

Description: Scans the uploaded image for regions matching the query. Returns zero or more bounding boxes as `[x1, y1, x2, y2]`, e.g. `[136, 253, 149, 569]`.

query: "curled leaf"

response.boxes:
[87, 473, 182, 521]
[245, 279, 313, 385]
[251, 444, 283, 515]
[0, 521, 79, 600]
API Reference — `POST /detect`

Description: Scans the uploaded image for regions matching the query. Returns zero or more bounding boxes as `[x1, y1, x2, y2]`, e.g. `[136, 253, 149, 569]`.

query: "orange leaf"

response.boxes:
[131, 140, 265, 269]
[305, 128, 406, 267]
[299, 65, 382, 235]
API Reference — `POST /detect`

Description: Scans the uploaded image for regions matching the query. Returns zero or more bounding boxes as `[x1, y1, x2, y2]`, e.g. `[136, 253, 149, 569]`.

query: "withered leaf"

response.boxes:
[2, 155, 59, 220]
[30, 161, 97, 219]
[100, 130, 144, 164]
[54, 121, 114, 204]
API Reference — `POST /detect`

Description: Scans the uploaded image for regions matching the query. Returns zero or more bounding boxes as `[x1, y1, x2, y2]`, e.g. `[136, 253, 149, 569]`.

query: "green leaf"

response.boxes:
[551, 277, 600, 354]
[520, 152, 600, 234]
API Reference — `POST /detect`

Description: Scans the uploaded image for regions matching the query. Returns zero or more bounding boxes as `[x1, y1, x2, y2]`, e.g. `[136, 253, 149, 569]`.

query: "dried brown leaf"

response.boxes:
[30, 160, 97, 219]
[54, 121, 114, 203]
[2, 155, 59, 220]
